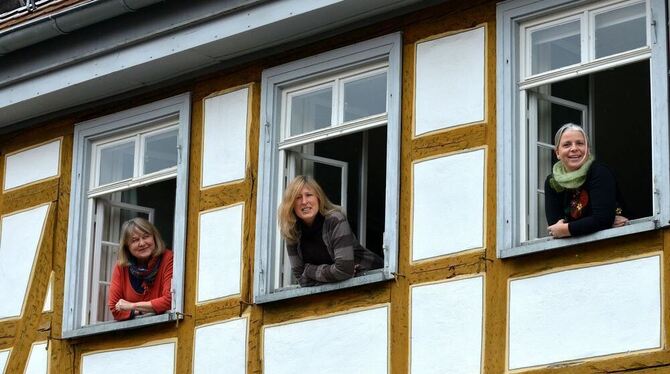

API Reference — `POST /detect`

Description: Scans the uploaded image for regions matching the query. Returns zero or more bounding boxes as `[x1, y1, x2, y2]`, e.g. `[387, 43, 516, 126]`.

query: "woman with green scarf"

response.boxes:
[545, 123, 628, 238]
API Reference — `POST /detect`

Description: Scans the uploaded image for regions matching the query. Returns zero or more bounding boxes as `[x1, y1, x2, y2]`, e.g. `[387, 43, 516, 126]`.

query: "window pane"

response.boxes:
[96, 243, 117, 322]
[531, 20, 581, 75]
[102, 204, 150, 243]
[343, 72, 387, 122]
[537, 193, 549, 237]
[0, 0, 24, 14]
[595, 2, 646, 59]
[290, 87, 333, 136]
[99, 141, 135, 185]
[537, 147, 554, 190]
[144, 129, 178, 175]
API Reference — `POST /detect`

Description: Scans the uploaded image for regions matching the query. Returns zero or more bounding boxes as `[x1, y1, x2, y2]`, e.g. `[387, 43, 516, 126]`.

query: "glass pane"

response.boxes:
[536, 98, 584, 146]
[99, 141, 135, 186]
[144, 129, 178, 175]
[595, 2, 646, 59]
[290, 87, 332, 136]
[99, 244, 118, 283]
[101, 202, 150, 244]
[537, 193, 549, 238]
[96, 283, 111, 322]
[97, 243, 116, 322]
[294, 158, 344, 206]
[537, 147, 554, 189]
[537, 98, 553, 144]
[530, 20, 581, 75]
[343, 72, 387, 122]
[0, 0, 25, 14]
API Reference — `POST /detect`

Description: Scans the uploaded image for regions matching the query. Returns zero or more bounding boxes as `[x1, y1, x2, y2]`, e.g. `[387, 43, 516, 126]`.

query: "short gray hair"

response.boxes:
[554, 123, 589, 150]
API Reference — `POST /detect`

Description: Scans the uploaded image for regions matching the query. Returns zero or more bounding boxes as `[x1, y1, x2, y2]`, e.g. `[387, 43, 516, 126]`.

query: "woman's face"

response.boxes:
[293, 185, 320, 226]
[555, 129, 588, 172]
[128, 228, 155, 264]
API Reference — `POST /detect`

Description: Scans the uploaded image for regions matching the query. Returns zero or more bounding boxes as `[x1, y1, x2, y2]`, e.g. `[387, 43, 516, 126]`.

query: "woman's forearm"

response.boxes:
[115, 299, 156, 314]
[131, 301, 156, 313]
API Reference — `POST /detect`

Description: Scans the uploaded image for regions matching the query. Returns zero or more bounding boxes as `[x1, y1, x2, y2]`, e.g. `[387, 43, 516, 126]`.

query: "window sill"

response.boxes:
[254, 270, 392, 304]
[62, 312, 181, 339]
[500, 218, 658, 258]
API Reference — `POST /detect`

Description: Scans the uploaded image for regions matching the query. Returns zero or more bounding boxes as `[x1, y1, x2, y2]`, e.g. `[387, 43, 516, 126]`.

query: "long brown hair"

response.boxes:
[117, 217, 166, 266]
[278, 175, 339, 244]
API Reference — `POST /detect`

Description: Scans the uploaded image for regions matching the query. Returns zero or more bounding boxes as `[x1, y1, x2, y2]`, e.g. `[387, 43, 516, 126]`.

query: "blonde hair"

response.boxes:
[117, 217, 166, 266]
[278, 175, 339, 244]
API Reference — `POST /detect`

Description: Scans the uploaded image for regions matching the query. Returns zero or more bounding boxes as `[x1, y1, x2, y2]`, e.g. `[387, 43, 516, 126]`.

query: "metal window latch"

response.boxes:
[26, 0, 36, 12]
[651, 19, 657, 44]
[264, 122, 271, 143]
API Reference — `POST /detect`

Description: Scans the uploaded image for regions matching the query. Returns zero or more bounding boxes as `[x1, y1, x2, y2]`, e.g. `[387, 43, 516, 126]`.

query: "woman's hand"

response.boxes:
[548, 219, 571, 238]
[612, 215, 629, 228]
[115, 299, 135, 312]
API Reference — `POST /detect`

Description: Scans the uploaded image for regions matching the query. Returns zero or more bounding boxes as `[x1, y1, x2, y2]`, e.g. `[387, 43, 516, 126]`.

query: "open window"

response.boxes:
[497, 0, 669, 257]
[63, 94, 190, 337]
[254, 33, 401, 302]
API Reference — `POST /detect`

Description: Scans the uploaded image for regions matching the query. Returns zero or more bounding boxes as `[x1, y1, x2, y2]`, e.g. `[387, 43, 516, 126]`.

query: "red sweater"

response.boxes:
[108, 250, 173, 321]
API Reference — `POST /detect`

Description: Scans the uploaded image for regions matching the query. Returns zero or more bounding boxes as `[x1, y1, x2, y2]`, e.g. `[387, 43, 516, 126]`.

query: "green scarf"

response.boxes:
[549, 155, 594, 192]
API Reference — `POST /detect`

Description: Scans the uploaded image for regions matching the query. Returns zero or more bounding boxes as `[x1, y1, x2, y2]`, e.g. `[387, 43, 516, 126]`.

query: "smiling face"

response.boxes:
[128, 228, 155, 264]
[293, 185, 320, 226]
[555, 129, 588, 172]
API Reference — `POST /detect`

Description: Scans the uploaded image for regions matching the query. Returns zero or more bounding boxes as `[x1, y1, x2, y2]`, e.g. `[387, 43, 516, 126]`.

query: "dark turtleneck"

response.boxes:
[299, 213, 333, 265]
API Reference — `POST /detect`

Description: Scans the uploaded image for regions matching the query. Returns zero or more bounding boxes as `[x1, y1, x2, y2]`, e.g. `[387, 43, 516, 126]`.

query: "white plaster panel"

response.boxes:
[193, 317, 248, 373]
[202, 88, 249, 187]
[509, 256, 661, 369]
[411, 276, 483, 374]
[4, 139, 61, 191]
[264, 306, 388, 374]
[24, 342, 47, 374]
[81, 342, 175, 374]
[0, 349, 10, 374]
[197, 204, 243, 302]
[415, 27, 485, 135]
[0, 204, 49, 319]
[42, 273, 53, 312]
[412, 149, 484, 261]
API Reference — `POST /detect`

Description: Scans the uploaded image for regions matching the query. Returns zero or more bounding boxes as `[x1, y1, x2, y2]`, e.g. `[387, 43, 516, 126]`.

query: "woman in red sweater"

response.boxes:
[108, 217, 173, 321]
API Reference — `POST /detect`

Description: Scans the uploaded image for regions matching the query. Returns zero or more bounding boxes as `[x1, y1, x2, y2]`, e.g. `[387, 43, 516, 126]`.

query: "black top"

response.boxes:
[298, 213, 333, 265]
[544, 162, 623, 237]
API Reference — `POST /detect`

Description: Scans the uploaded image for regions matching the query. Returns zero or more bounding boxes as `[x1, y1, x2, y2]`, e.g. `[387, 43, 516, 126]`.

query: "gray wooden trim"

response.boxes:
[62, 313, 182, 339]
[500, 220, 658, 258]
[254, 271, 392, 304]
[649, 0, 670, 227]
[254, 33, 401, 302]
[63, 93, 190, 336]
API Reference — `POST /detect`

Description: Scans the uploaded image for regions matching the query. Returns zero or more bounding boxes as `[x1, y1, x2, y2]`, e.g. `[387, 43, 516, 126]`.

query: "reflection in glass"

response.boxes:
[99, 141, 135, 186]
[537, 140, 554, 239]
[343, 72, 387, 122]
[537, 147, 554, 191]
[537, 194, 549, 237]
[595, 2, 646, 59]
[530, 20, 581, 75]
[96, 243, 117, 322]
[290, 87, 332, 136]
[144, 129, 178, 175]
[296, 159, 343, 206]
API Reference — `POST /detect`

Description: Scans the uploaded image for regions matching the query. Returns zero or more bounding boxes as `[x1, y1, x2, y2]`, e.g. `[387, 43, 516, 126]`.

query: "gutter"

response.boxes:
[0, 0, 164, 55]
